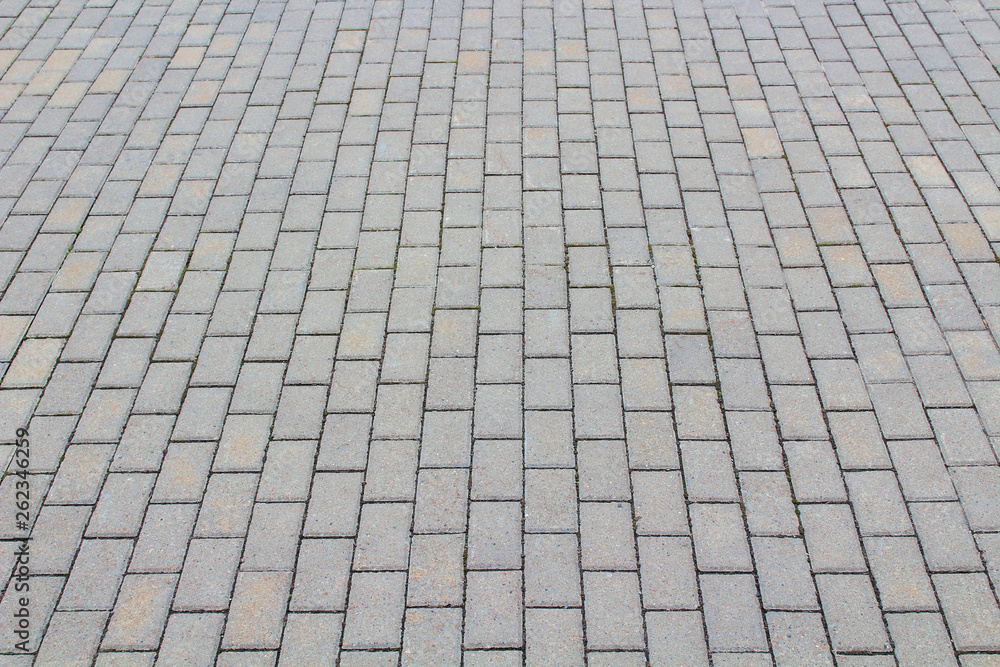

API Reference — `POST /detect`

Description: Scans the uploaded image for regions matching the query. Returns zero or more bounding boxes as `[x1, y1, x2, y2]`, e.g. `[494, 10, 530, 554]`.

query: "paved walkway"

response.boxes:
[0, 0, 999, 663]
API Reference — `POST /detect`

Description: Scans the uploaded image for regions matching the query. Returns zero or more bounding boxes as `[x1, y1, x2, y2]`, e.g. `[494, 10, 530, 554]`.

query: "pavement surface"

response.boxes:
[0, 0, 999, 663]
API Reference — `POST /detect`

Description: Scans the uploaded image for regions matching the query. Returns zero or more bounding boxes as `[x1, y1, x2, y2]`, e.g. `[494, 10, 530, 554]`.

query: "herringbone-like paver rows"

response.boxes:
[0, 0, 999, 662]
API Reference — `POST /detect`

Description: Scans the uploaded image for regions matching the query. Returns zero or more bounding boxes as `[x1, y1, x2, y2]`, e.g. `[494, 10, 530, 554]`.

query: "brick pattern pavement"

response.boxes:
[0, 0, 999, 663]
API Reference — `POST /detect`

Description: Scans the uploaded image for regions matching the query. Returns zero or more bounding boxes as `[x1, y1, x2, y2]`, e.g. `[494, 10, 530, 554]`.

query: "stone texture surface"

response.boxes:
[1, 0, 999, 661]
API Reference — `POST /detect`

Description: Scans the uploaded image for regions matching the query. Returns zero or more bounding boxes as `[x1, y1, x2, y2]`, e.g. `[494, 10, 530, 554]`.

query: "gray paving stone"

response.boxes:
[286, 335, 337, 384]
[709, 312, 762, 363]
[478, 335, 524, 384]
[222, 571, 292, 649]
[797, 311, 854, 359]
[638, 536, 699, 611]
[569, 287, 614, 332]
[338, 653, 399, 667]
[413, 469, 469, 534]
[173, 538, 244, 612]
[47, 444, 115, 505]
[195, 473, 258, 538]
[816, 574, 891, 653]
[864, 536, 938, 613]
[327, 361, 379, 413]
[909, 355, 974, 408]
[474, 384, 523, 438]
[957, 655, 1000, 667]
[173, 387, 231, 441]
[524, 533, 581, 607]
[362, 441, 417, 502]
[290, 539, 352, 613]
[243, 503, 305, 571]
[934, 573, 1000, 651]
[373, 384, 425, 439]
[407, 533, 465, 607]
[868, 383, 934, 439]
[573, 384, 625, 438]
[888, 440, 956, 502]
[571, 334, 619, 384]
[969, 382, 1000, 437]
[525, 608, 583, 667]
[701, 574, 769, 652]
[465, 571, 523, 649]
[887, 613, 960, 667]
[827, 411, 892, 470]
[767, 612, 834, 667]
[426, 357, 475, 409]
[86, 473, 155, 538]
[156, 613, 225, 666]
[279, 614, 344, 667]
[353, 503, 413, 572]
[74, 388, 135, 443]
[845, 471, 914, 536]
[471, 440, 522, 501]
[342, 572, 406, 650]
[130, 505, 199, 574]
[690, 502, 753, 573]
[212, 415, 271, 473]
[418, 411, 471, 468]
[273, 385, 326, 438]
[231, 363, 284, 415]
[314, 413, 370, 473]
[978, 532, 1000, 594]
[951, 466, 1000, 532]
[577, 440, 629, 502]
[524, 309, 570, 357]
[646, 611, 710, 667]
[31, 506, 90, 575]
[581, 502, 638, 571]
[799, 504, 867, 573]
[682, 440, 740, 502]
[154, 314, 210, 360]
[35, 611, 108, 667]
[468, 502, 522, 570]
[908, 501, 984, 573]
[747, 288, 798, 335]
[665, 335, 717, 384]
[727, 411, 783, 471]
[771, 386, 829, 440]
[336, 313, 387, 362]
[133, 363, 190, 414]
[740, 472, 799, 537]
[59, 539, 132, 611]
[947, 333, 1000, 387]
[304, 473, 363, 538]
[525, 466, 577, 531]
[813, 359, 872, 410]
[718, 358, 770, 410]
[674, 386, 727, 440]
[37, 362, 101, 415]
[583, 572, 645, 651]
[402, 608, 463, 667]
[929, 408, 995, 465]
